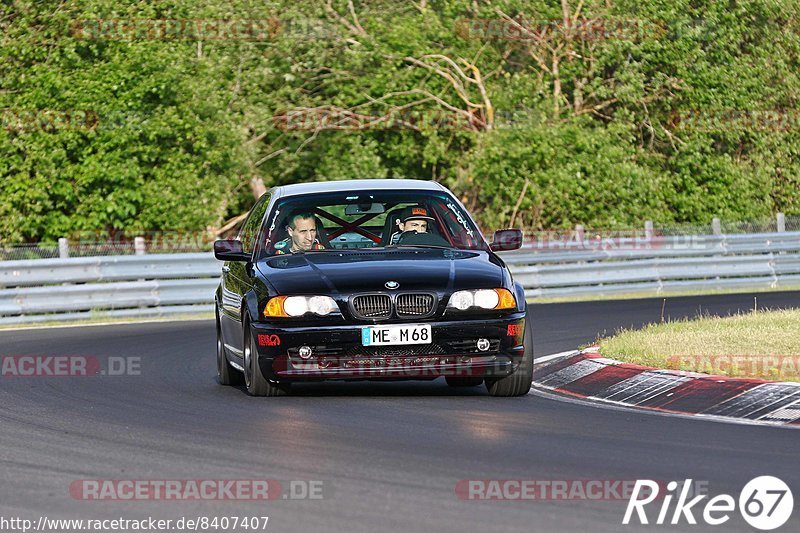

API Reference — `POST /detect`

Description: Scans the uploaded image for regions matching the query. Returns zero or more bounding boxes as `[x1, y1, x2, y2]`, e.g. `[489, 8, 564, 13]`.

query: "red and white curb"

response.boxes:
[533, 347, 800, 427]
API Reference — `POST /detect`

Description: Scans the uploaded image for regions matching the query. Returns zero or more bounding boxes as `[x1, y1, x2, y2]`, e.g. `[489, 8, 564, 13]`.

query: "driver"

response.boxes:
[274, 212, 326, 254]
[390, 206, 435, 244]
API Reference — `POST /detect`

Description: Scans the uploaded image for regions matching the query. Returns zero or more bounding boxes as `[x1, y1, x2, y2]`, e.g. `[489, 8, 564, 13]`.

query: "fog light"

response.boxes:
[476, 338, 490, 352]
[298, 346, 313, 359]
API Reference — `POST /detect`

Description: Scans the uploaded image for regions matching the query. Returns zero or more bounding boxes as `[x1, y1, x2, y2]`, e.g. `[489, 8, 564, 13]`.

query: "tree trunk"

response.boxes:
[249, 176, 267, 198]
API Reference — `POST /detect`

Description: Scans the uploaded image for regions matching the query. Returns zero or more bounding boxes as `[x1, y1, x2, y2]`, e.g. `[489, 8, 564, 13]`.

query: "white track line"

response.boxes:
[535, 350, 580, 364]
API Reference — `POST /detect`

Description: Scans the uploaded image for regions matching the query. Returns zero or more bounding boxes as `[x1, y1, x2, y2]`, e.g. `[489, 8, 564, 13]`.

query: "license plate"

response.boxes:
[361, 324, 432, 346]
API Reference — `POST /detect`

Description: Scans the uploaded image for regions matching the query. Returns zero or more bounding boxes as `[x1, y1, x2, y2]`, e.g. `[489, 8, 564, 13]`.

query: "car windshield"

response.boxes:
[258, 190, 487, 257]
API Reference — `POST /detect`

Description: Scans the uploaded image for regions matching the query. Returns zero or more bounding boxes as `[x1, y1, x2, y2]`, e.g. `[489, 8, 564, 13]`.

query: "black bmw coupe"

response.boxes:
[214, 179, 532, 396]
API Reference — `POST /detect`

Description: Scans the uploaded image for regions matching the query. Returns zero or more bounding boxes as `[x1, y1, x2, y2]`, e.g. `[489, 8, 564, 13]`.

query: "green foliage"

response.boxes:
[1, 0, 799, 242]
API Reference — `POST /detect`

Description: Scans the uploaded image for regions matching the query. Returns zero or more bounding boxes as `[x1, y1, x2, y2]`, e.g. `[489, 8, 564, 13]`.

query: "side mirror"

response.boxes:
[214, 239, 250, 262]
[490, 229, 523, 252]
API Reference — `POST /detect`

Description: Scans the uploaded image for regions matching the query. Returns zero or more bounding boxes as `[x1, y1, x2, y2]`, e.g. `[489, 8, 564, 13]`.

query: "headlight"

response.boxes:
[449, 291, 474, 310]
[264, 296, 339, 317]
[474, 289, 499, 309]
[447, 289, 516, 311]
[308, 295, 338, 315]
[283, 296, 309, 316]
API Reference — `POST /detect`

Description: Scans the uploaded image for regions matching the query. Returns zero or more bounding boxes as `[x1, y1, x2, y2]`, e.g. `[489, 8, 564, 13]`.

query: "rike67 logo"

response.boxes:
[624, 476, 793, 530]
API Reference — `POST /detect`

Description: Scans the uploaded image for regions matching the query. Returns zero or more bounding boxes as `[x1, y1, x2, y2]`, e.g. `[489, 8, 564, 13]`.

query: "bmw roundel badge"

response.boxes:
[385, 280, 400, 290]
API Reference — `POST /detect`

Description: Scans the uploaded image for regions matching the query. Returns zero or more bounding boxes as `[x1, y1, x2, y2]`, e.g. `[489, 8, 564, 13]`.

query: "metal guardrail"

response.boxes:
[0, 279, 219, 315]
[0, 253, 219, 324]
[1, 231, 799, 324]
[0, 253, 218, 287]
[509, 232, 800, 298]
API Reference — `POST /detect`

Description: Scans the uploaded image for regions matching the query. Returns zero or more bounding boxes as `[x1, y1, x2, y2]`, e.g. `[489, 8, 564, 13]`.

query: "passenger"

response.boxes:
[274, 212, 326, 254]
[390, 206, 435, 245]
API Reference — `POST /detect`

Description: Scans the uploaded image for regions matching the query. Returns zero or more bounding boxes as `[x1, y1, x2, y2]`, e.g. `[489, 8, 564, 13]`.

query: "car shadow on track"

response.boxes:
[227, 378, 502, 397]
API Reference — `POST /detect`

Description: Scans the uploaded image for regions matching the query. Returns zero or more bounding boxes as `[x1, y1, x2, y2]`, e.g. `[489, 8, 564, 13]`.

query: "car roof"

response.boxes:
[272, 179, 448, 198]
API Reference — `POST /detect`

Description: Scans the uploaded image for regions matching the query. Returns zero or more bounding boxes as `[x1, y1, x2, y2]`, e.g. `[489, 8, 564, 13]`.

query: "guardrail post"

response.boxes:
[575, 224, 585, 245]
[712, 217, 721, 235]
[777, 212, 786, 232]
[134, 237, 146, 256]
[58, 238, 69, 259]
[644, 220, 653, 240]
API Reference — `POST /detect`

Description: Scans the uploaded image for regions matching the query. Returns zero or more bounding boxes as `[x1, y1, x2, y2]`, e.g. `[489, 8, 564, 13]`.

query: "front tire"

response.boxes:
[216, 307, 243, 386]
[242, 317, 289, 397]
[485, 313, 534, 397]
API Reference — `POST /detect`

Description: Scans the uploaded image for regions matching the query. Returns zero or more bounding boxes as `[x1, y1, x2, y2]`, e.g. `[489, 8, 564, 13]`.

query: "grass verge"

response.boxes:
[598, 309, 800, 382]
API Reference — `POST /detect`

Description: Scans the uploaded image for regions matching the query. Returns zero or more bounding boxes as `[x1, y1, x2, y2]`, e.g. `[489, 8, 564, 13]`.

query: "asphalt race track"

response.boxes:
[1, 291, 799, 533]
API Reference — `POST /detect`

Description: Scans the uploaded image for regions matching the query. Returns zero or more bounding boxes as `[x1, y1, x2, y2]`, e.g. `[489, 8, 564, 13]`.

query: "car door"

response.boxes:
[219, 193, 271, 356]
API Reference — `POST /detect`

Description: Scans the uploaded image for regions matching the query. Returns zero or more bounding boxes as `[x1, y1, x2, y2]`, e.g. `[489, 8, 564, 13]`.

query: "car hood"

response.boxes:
[257, 248, 505, 296]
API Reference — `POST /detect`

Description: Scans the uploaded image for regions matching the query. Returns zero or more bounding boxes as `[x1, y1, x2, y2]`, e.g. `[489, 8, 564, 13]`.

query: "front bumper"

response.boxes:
[251, 314, 526, 381]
